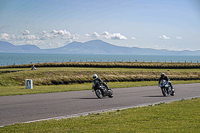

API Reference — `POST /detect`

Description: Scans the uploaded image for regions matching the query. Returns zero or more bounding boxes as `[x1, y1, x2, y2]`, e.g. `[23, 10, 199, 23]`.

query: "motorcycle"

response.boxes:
[92, 82, 113, 99]
[159, 80, 175, 96]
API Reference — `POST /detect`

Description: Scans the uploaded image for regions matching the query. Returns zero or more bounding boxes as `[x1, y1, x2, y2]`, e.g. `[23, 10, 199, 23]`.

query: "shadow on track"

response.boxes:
[78, 98, 98, 99]
[143, 95, 164, 97]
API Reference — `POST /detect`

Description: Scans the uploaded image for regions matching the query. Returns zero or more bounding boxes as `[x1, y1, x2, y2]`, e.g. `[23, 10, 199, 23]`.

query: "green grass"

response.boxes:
[0, 66, 200, 96]
[1, 98, 199, 132]
[1, 67, 200, 86]
[0, 80, 200, 96]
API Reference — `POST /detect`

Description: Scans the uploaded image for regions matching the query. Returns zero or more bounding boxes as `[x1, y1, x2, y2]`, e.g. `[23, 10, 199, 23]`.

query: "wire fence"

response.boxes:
[1, 58, 199, 66]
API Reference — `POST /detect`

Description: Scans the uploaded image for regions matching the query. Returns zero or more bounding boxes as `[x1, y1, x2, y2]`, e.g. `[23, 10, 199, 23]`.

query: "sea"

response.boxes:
[0, 53, 200, 66]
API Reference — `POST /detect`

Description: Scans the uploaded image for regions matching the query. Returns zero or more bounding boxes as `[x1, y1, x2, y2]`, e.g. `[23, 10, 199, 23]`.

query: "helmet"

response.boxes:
[161, 73, 165, 77]
[93, 74, 98, 80]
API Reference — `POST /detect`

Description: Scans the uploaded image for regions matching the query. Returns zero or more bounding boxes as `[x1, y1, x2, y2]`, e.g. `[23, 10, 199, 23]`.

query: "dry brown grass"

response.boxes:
[1, 61, 200, 69]
[0, 67, 200, 86]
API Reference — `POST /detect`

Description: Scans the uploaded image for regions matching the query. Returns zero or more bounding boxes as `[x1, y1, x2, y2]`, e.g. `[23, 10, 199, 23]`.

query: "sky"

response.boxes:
[0, 0, 200, 51]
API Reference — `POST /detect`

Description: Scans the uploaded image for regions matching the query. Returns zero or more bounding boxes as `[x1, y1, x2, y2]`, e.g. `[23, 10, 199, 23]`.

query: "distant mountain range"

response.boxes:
[0, 40, 200, 55]
[0, 41, 40, 53]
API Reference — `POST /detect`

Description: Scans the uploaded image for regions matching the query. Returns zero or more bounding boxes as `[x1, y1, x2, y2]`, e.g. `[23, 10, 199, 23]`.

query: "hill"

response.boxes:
[43, 40, 200, 55]
[0, 41, 40, 53]
[0, 40, 200, 55]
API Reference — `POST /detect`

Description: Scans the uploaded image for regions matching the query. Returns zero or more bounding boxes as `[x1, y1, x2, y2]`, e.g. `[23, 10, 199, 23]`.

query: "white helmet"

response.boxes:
[93, 74, 98, 80]
[161, 73, 165, 77]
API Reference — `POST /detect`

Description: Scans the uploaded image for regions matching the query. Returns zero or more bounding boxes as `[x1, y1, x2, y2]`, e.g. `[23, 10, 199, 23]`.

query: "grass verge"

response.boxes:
[1, 67, 200, 86]
[1, 98, 199, 132]
[1, 61, 200, 69]
[0, 80, 200, 96]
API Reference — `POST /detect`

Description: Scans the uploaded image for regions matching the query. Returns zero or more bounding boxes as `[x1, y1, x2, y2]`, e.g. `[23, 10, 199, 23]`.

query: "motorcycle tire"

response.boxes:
[108, 89, 113, 98]
[161, 88, 167, 96]
[171, 92, 175, 96]
[95, 89, 103, 99]
[171, 88, 175, 96]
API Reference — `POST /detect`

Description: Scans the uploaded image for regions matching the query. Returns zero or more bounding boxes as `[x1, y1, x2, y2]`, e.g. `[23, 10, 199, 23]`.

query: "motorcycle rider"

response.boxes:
[31, 65, 36, 70]
[159, 73, 174, 93]
[92, 74, 109, 90]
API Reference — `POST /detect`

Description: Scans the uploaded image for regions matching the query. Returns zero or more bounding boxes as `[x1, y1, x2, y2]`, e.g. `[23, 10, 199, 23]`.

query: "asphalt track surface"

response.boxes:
[0, 83, 200, 127]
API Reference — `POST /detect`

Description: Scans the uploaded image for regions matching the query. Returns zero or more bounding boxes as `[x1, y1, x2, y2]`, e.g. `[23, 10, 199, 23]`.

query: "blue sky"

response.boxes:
[0, 0, 200, 50]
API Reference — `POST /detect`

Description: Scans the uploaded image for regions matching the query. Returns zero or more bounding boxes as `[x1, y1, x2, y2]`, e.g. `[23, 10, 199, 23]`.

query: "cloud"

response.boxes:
[51, 30, 58, 34]
[51, 30, 71, 36]
[49, 29, 72, 40]
[40, 29, 83, 41]
[24, 35, 39, 40]
[159, 35, 170, 39]
[92, 32, 100, 38]
[22, 30, 30, 35]
[0, 29, 130, 49]
[40, 31, 54, 40]
[19, 35, 39, 40]
[131, 37, 136, 40]
[71, 34, 80, 39]
[41, 31, 47, 34]
[0, 33, 10, 40]
[26, 40, 45, 45]
[84, 34, 90, 36]
[84, 34, 90, 37]
[0, 31, 40, 42]
[0, 25, 8, 29]
[175, 37, 182, 39]
[102, 31, 127, 40]
[101, 31, 110, 38]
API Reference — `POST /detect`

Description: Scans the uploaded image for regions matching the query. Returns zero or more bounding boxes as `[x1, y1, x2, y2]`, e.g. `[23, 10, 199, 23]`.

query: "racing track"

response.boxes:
[0, 83, 200, 127]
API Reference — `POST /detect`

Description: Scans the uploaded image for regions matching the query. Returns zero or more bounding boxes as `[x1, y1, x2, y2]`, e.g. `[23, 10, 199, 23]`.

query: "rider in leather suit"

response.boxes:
[92, 74, 109, 90]
[159, 73, 174, 93]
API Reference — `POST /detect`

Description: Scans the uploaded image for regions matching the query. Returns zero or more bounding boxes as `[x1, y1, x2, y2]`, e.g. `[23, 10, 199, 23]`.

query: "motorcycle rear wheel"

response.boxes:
[171, 92, 175, 96]
[95, 89, 103, 99]
[171, 88, 175, 96]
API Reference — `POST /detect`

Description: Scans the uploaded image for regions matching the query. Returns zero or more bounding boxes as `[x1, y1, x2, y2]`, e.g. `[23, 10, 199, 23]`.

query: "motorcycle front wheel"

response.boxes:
[95, 89, 103, 99]
[108, 89, 113, 98]
[161, 88, 167, 96]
